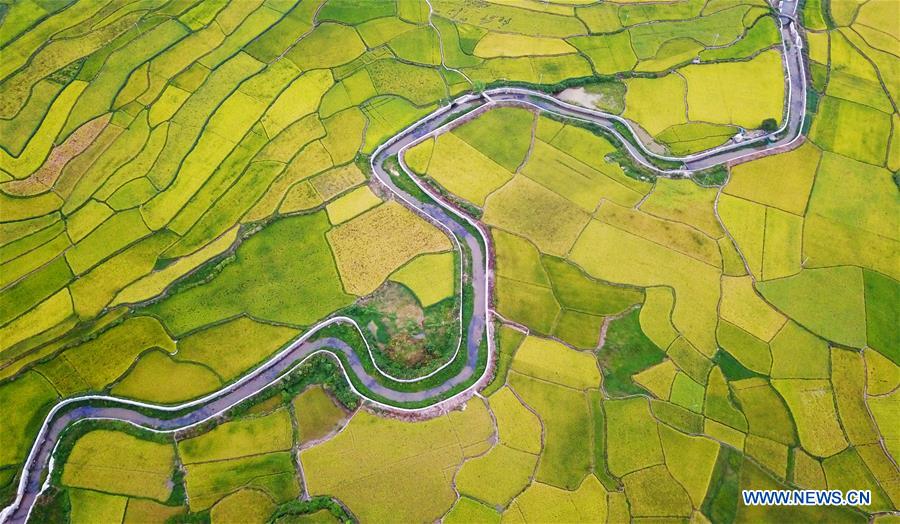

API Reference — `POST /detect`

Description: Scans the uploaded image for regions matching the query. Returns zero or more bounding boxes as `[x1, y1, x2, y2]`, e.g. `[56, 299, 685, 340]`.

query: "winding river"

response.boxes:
[2, 0, 805, 520]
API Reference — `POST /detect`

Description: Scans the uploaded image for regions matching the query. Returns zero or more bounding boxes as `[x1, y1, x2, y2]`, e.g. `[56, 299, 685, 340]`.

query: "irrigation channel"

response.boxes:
[2, 0, 806, 520]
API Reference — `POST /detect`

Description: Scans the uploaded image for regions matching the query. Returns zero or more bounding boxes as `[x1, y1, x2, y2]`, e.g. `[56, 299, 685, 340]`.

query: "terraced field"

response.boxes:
[1, 0, 898, 522]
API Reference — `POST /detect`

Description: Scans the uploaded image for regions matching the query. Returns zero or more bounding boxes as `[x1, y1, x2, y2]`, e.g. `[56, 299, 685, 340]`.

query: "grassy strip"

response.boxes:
[167, 512, 209, 524]
[701, 445, 743, 522]
[267, 496, 354, 523]
[712, 349, 763, 381]
[597, 309, 667, 398]
[435, 103, 483, 129]
[476, 75, 620, 95]
[23, 487, 70, 524]
[693, 165, 729, 187]
[0, 467, 17, 508]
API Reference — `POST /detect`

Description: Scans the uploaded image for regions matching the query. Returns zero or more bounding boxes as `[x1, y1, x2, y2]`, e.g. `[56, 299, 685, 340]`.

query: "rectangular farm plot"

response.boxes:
[54, 316, 175, 391]
[682, 50, 785, 129]
[762, 207, 803, 281]
[725, 142, 820, 216]
[451, 106, 534, 172]
[511, 335, 601, 389]
[803, 152, 900, 280]
[719, 276, 787, 342]
[496, 276, 561, 333]
[772, 379, 848, 458]
[622, 464, 693, 518]
[544, 124, 640, 195]
[826, 32, 893, 113]
[62, 430, 175, 501]
[474, 33, 576, 58]
[178, 408, 294, 464]
[366, 59, 447, 105]
[494, 228, 551, 286]
[111, 350, 223, 404]
[483, 175, 591, 256]
[639, 178, 721, 237]
[603, 397, 664, 477]
[147, 212, 353, 334]
[185, 452, 299, 511]
[425, 132, 514, 206]
[623, 74, 687, 136]
[489, 387, 542, 454]
[769, 321, 830, 379]
[552, 309, 605, 349]
[810, 95, 891, 166]
[757, 266, 867, 348]
[301, 402, 493, 523]
[0, 371, 58, 468]
[327, 201, 451, 295]
[389, 251, 455, 307]
[390, 28, 444, 66]
[69, 489, 127, 524]
[864, 271, 900, 364]
[569, 32, 638, 75]
[325, 185, 382, 224]
[717, 194, 766, 278]
[595, 202, 722, 268]
[293, 385, 349, 444]
[123, 498, 184, 523]
[521, 140, 644, 210]
[507, 476, 608, 523]
[357, 17, 418, 48]
[569, 219, 721, 356]
[492, 230, 562, 332]
[455, 443, 538, 507]
[508, 373, 593, 490]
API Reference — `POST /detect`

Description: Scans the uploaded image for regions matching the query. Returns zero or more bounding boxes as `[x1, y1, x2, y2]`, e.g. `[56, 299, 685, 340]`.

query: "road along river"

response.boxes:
[2, 1, 805, 521]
